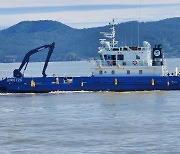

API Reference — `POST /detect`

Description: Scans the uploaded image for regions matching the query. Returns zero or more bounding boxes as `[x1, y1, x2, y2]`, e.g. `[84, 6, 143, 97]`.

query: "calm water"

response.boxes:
[0, 59, 180, 153]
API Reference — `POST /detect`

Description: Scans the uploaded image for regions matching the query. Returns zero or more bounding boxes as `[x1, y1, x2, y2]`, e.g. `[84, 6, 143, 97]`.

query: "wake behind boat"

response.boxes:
[0, 20, 180, 93]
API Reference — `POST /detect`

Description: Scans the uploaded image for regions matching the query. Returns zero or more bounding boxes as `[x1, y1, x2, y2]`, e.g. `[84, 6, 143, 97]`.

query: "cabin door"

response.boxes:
[112, 55, 116, 66]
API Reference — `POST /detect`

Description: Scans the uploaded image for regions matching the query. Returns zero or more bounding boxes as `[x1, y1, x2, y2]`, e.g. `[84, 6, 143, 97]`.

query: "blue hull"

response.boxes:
[0, 76, 180, 93]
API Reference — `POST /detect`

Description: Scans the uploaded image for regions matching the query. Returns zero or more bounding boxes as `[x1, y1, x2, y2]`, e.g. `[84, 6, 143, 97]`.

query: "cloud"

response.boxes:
[1, 0, 180, 8]
[0, 5, 179, 29]
[0, 4, 180, 15]
[0, 1, 179, 29]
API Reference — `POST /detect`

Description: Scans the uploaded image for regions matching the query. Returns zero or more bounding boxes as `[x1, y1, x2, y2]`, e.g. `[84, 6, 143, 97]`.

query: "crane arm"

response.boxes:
[13, 42, 55, 77]
[42, 42, 55, 77]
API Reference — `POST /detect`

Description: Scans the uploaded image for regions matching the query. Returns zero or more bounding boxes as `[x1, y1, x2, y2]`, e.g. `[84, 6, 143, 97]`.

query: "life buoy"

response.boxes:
[132, 60, 138, 65]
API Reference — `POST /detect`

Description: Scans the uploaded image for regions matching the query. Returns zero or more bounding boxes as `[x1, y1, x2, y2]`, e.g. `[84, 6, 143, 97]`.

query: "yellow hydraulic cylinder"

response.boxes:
[114, 78, 118, 85]
[151, 79, 155, 86]
[55, 77, 59, 84]
[31, 80, 36, 87]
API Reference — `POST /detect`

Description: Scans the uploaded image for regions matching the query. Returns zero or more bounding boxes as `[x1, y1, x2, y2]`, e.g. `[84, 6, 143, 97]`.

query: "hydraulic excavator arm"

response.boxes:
[13, 42, 55, 77]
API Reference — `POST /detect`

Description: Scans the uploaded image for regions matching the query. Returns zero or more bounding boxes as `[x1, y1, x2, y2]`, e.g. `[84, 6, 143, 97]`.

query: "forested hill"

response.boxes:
[0, 18, 180, 62]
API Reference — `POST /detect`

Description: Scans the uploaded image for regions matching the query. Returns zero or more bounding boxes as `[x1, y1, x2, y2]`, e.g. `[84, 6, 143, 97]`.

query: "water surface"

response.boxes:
[0, 59, 180, 153]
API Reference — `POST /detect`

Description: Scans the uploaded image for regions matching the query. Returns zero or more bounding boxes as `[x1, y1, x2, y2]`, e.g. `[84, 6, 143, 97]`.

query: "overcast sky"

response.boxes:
[0, 0, 180, 29]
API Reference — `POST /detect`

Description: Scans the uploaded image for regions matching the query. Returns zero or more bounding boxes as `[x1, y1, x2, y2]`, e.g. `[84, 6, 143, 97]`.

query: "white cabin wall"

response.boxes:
[93, 66, 163, 76]
[101, 48, 152, 66]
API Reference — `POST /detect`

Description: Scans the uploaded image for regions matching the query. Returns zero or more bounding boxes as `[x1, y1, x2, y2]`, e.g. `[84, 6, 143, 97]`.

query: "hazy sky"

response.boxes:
[0, 0, 179, 29]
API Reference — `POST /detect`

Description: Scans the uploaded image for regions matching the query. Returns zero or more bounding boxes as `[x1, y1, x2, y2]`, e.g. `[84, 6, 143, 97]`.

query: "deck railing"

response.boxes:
[94, 60, 150, 67]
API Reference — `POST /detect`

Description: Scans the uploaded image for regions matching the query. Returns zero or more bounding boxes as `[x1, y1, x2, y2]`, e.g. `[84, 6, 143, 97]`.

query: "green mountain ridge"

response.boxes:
[0, 18, 180, 62]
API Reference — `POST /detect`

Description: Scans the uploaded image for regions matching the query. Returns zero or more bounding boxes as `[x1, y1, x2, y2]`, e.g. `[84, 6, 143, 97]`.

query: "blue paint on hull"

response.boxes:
[0, 76, 180, 93]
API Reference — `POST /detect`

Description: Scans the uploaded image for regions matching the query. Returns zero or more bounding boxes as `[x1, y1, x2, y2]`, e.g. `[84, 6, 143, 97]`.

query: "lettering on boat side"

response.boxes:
[7, 78, 23, 83]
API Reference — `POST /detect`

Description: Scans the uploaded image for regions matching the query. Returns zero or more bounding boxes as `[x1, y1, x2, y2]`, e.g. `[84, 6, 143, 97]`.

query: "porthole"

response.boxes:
[139, 70, 143, 74]
[99, 70, 103, 74]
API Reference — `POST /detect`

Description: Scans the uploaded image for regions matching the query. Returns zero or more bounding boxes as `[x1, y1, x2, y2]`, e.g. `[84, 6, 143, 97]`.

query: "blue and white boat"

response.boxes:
[0, 20, 180, 93]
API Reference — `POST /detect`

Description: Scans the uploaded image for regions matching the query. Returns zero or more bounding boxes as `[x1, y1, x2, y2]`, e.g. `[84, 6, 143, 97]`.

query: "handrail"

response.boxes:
[94, 60, 150, 67]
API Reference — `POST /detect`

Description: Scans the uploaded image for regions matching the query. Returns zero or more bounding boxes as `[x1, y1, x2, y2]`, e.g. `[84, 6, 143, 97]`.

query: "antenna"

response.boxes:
[112, 19, 115, 47]
[138, 0, 142, 47]
[131, 23, 133, 46]
[125, 35, 126, 46]
[122, 35, 124, 46]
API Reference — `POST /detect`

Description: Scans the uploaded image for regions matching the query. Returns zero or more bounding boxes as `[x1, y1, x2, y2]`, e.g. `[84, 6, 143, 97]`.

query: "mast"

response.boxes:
[111, 19, 115, 47]
[99, 19, 118, 50]
[138, 0, 142, 47]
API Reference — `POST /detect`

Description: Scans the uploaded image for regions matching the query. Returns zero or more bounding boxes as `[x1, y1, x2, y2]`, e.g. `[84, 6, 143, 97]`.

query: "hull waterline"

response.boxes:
[0, 76, 180, 93]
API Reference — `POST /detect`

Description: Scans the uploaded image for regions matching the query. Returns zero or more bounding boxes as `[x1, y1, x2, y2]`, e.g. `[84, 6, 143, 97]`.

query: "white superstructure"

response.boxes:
[93, 20, 168, 77]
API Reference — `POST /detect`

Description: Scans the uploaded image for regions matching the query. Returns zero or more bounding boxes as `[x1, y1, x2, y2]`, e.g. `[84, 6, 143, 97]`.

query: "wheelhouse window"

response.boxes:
[113, 48, 119, 51]
[127, 70, 130, 74]
[104, 55, 111, 60]
[104, 55, 107, 60]
[107, 55, 111, 60]
[117, 54, 124, 60]
[136, 55, 140, 59]
[100, 55, 103, 60]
